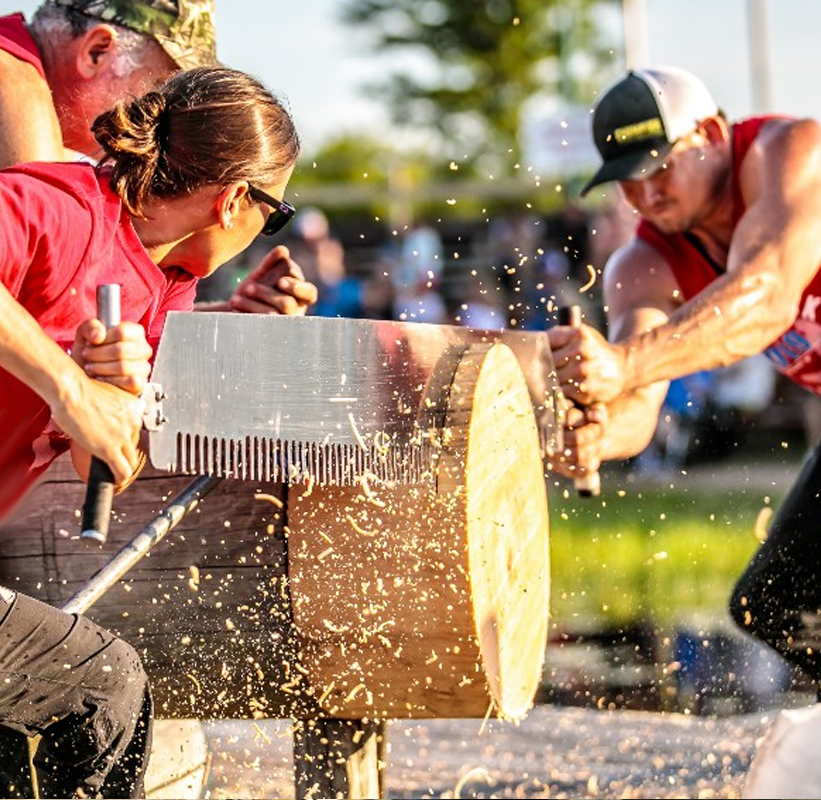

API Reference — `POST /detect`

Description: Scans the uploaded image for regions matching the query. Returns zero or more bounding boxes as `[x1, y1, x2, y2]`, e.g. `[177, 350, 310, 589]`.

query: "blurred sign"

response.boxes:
[521, 105, 599, 178]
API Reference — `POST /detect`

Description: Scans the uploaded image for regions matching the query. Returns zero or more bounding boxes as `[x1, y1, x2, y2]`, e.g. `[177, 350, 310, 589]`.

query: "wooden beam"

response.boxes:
[293, 719, 385, 800]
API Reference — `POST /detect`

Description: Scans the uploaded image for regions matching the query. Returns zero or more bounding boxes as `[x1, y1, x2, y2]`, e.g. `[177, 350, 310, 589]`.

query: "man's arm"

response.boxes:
[549, 239, 676, 474]
[0, 50, 65, 166]
[568, 118, 821, 406]
[196, 245, 318, 315]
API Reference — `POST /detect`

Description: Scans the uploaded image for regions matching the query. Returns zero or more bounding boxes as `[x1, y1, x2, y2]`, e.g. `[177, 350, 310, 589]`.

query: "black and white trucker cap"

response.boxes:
[580, 66, 719, 197]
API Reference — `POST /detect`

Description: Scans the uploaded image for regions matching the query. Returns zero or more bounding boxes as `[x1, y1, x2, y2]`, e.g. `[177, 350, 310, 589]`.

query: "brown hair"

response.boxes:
[92, 66, 300, 216]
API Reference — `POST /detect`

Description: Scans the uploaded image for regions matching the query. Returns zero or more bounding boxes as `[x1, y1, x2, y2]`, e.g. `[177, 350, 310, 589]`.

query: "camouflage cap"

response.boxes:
[50, 0, 217, 70]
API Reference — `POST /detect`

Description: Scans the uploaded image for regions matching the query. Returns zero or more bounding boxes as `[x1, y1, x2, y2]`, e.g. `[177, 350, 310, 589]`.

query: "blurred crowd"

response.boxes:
[196, 199, 625, 331]
[196, 198, 815, 470]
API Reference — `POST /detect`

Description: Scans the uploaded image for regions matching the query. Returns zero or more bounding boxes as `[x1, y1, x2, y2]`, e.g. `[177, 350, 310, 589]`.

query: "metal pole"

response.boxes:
[62, 474, 222, 615]
[622, 0, 649, 69]
[747, 0, 772, 112]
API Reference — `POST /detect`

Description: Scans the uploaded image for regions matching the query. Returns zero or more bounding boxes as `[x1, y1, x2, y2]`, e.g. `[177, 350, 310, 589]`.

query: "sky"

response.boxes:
[12, 0, 821, 159]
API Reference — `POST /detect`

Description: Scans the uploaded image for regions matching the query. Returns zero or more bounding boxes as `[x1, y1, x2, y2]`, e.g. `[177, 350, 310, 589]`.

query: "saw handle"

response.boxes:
[81, 284, 122, 544]
[558, 305, 601, 498]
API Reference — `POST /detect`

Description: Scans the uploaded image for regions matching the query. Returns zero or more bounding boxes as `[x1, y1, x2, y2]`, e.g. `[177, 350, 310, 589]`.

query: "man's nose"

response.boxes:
[636, 176, 664, 205]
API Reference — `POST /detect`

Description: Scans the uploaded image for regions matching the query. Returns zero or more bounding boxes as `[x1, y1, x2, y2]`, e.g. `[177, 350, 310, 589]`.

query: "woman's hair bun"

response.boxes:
[92, 91, 169, 159]
[93, 66, 300, 218]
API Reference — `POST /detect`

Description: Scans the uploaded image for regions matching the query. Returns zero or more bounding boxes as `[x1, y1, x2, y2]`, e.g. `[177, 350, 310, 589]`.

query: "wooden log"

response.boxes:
[288, 342, 550, 720]
[145, 719, 211, 799]
[0, 341, 549, 723]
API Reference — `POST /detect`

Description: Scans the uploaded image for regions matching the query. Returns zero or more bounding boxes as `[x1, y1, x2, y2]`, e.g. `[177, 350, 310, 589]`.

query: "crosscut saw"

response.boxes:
[143, 312, 560, 486]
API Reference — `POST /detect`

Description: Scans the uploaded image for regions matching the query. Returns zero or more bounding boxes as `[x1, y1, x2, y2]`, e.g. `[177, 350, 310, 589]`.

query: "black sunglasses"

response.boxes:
[247, 184, 296, 236]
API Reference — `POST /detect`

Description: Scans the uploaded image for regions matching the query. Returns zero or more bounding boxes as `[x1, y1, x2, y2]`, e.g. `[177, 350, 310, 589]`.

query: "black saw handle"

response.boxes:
[558, 304, 601, 498]
[81, 284, 122, 544]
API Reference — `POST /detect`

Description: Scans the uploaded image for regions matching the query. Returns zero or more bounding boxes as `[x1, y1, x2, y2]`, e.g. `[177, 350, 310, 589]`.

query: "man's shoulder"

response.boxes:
[608, 235, 670, 273]
[1, 162, 119, 224]
[603, 236, 684, 310]
[733, 114, 818, 145]
[6, 161, 101, 193]
[733, 115, 821, 181]
[0, 12, 45, 80]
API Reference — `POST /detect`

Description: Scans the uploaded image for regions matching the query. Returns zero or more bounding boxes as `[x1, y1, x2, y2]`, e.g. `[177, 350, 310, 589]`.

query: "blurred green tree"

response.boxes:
[290, 132, 567, 229]
[338, 0, 618, 165]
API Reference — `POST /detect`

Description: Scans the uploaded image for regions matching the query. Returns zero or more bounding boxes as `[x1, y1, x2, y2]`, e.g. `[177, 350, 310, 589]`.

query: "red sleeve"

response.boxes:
[0, 14, 46, 80]
[146, 267, 198, 343]
[0, 171, 91, 305]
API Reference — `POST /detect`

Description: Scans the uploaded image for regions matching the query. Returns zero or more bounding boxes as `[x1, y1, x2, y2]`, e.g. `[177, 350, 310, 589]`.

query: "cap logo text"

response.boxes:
[613, 117, 664, 144]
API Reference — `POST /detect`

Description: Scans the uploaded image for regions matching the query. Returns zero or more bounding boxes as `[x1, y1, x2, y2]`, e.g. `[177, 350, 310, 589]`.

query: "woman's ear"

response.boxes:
[75, 24, 118, 79]
[216, 182, 251, 231]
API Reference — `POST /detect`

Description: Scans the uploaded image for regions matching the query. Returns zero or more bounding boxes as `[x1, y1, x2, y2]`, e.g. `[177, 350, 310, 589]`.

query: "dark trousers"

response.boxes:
[730, 441, 821, 686]
[0, 589, 152, 798]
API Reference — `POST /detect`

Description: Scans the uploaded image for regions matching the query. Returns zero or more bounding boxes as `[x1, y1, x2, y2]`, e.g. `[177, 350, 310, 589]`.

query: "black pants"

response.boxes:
[730, 442, 821, 686]
[0, 588, 152, 798]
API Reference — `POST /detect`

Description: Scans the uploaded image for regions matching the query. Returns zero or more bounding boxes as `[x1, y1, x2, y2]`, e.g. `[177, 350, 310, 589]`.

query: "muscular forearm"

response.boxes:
[619, 268, 793, 394]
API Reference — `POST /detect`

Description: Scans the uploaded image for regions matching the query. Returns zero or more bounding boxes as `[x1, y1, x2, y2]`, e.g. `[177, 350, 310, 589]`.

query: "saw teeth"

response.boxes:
[174, 432, 434, 486]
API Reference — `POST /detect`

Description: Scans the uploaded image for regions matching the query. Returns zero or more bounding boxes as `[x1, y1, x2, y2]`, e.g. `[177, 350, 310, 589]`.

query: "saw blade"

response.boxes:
[147, 313, 558, 485]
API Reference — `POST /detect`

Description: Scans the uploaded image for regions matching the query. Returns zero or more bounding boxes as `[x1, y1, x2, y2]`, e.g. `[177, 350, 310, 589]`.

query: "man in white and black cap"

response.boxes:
[547, 65, 821, 696]
[579, 66, 721, 195]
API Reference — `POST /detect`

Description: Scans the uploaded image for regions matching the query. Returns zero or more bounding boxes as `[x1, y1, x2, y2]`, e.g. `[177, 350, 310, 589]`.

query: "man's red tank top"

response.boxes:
[636, 117, 821, 394]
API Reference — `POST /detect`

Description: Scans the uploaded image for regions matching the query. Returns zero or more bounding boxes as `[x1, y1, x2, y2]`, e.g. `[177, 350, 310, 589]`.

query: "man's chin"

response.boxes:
[646, 214, 684, 234]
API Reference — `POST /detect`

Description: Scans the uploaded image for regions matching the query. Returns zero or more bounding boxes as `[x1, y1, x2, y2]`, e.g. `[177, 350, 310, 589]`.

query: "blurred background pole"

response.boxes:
[386, 151, 413, 232]
[622, 0, 649, 69]
[747, 0, 772, 112]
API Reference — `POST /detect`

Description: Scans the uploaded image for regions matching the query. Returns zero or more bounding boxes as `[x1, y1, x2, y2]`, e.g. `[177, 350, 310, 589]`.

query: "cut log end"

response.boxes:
[289, 342, 550, 720]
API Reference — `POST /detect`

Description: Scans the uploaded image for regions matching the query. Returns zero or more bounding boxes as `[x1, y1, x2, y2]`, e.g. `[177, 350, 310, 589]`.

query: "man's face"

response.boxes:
[58, 39, 177, 156]
[616, 131, 717, 233]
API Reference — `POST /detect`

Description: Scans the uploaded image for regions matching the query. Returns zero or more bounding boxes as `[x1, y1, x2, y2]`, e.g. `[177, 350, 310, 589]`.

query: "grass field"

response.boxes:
[546, 468, 790, 631]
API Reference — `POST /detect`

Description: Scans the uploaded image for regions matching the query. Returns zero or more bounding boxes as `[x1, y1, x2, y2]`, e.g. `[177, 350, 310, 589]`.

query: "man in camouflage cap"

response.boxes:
[0, 0, 216, 162]
[51, 0, 217, 71]
[0, 2, 314, 309]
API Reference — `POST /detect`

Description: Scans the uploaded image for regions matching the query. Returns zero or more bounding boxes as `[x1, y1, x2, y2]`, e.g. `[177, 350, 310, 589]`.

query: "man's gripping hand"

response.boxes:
[229, 244, 318, 315]
[547, 321, 628, 405]
[72, 319, 152, 396]
[69, 318, 151, 487]
[548, 403, 607, 482]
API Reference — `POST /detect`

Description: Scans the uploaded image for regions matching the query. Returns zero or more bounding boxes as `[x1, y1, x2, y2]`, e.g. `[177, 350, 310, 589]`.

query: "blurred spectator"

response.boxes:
[445, 267, 506, 330]
[279, 206, 392, 318]
[484, 211, 541, 328]
[524, 235, 587, 331]
[283, 207, 348, 315]
[392, 217, 447, 322]
[634, 355, 777, 474]
[195, 237, 268, 303]
[584, 195, 635, 331]
[587, 195, 635, 273]
[544, 201, 592, 283]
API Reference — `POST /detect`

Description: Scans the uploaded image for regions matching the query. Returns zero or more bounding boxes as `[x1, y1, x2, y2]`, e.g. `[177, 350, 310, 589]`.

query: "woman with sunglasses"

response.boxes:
[0, 65, 302, 798]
